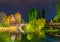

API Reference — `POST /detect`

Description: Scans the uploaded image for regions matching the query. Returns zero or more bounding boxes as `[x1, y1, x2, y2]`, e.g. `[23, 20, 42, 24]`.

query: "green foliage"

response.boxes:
[27, 34, 33, 40]
[0, 23, 9, 27]
[28, 8, 37, 21]
[53, 2, 60, 22]
[0, 12, 7, 23]
[42, 29, 59, 33]
[0, 32, 11, 42]
[21, 18, 25, 23]
[25, 18, 46, 41]
[53, 10, 60, 22]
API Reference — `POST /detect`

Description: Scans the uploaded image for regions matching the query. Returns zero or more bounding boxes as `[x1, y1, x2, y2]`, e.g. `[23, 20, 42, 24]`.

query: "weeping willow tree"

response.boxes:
[28, 8, 37, 21]
[53, 1, 60, 22]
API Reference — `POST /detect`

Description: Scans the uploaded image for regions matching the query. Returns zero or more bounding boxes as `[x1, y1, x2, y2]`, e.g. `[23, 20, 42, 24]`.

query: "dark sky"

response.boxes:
[0, 0, 58, 21]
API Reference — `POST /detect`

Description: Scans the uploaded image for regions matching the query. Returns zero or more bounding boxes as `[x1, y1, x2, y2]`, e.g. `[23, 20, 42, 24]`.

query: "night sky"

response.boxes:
[0, 0, 58, 21]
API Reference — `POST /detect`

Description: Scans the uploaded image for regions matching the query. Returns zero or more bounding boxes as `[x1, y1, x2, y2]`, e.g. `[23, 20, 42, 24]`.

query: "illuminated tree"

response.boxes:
[28, 8, 37, 21]
[5, 15, 11, 24]
[0, 12, 7, 23]
[15, 12, 21, 23]
[25, 18, 46, 42]
[0, 12, 9, 27]
[53, 1, 60, 22]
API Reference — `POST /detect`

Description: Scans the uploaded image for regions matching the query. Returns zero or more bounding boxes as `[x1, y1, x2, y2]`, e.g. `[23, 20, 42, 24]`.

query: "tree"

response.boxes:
[41, 8, 45, 18]
[28, 8, 37, 21]
[15, 12, 21, 24]
[25, 18, 46, 42]
[53, 1, 60, 22]
[0, 12, 7, 23]
[5, 15, 11, 25]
